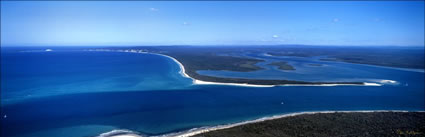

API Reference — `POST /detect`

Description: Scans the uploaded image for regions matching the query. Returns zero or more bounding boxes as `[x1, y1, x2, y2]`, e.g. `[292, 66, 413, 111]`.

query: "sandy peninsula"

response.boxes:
[86, 49, 384, 87]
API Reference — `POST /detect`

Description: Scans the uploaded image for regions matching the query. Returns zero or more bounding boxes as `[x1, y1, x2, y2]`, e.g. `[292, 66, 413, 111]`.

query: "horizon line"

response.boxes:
[2, 44, 425, 47]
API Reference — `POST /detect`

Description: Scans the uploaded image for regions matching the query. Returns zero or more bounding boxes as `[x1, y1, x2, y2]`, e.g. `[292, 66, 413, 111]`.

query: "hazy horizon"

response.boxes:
[1, 1, 424, 47]
[2, 44, 425, 48]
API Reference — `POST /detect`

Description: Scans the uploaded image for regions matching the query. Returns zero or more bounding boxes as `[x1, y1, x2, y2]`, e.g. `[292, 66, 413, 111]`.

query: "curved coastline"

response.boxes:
[84, 49, 382, 87]
[155, 53, 383, 87]
[146, 52, 382, 87]
[154, 53, 276, 87]
[103, 110, 423, 137]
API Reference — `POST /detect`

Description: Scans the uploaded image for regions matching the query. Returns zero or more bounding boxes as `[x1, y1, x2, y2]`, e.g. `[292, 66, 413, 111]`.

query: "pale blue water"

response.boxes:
[1, 47, 424, 137]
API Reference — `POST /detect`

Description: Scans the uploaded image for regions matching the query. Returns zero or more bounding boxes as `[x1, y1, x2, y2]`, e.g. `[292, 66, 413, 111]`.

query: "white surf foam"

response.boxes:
[97, 129, 143, 137]
[101, 110, 421, 137]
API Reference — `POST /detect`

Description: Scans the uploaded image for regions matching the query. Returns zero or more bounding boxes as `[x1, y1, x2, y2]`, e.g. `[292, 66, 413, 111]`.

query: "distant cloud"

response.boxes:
[272, 35, 279, 38]
[182, 22, 190, 25]
[149, 8, 159, 12]
[333, 18, 339, 22]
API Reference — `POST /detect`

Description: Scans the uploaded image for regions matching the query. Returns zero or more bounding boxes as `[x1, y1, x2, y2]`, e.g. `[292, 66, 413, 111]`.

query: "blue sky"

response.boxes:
[1, 1, 424, 46]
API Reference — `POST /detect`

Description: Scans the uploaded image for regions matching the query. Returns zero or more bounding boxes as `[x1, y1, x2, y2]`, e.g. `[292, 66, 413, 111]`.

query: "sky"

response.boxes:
[1, 1, 424, 46]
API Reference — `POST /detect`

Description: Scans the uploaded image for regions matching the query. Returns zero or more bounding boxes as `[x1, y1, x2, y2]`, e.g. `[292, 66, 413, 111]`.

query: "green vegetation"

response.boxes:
[129, 46, 363, 85]
[167, 53, 360, 85]
[139, 45, 424, 69]
[114, 45, 423, 85]
[167, 52, 263, 72]
[268, 61, 295, 70]
[195, 112, 425, 137]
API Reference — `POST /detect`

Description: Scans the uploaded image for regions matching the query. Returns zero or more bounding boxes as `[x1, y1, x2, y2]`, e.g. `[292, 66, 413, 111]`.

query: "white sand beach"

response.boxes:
[160, 53, 382, 87]
[87, 49, 382, 87]
[159, 110, 418, 137]
[105, 110, 420, 137]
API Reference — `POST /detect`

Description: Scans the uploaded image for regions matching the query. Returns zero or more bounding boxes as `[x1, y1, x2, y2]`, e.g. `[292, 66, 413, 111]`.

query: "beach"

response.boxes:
[150, 51, 384, 87]
[169, 110, 421, 137]
[3, 2, 424, 137]
[90, 49, 382, 87]
[106, 110, 421, 137]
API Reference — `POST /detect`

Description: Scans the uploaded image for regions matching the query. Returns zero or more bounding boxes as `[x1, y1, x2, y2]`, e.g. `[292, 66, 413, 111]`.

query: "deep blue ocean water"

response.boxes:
[1, 47, 424, 137]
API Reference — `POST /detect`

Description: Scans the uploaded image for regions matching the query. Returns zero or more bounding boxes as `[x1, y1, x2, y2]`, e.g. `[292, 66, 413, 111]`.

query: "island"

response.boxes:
[268, 61, 295, 70]
[194, 112, 425, 137]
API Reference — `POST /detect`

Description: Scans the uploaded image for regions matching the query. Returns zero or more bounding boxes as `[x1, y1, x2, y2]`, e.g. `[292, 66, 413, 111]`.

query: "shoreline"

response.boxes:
[153, 52, 383, 87]
[150, 53, 274, 88]
[163, 110, 424, 137]
[105, 110, 424, 137]
[85, 49, 382, 87]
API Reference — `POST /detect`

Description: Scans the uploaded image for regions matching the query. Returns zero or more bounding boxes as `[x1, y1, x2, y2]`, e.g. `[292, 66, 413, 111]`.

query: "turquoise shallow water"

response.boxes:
[1, 47, 424, 137]
[1, 49, 193, 104]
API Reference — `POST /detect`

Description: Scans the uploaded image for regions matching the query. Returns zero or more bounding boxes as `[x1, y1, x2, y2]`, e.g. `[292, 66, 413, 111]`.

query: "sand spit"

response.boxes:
[85, 49, 382, 87]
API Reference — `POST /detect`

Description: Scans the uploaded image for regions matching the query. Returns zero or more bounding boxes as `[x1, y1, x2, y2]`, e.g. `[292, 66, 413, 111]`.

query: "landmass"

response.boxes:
[87, 45, 424, 86]
[268, 61, 295, 70]
[141, 45, 424, 69]
[193, 111, 425, 137]
[165, 53, 363, 86]
[93, 46, 369, 86]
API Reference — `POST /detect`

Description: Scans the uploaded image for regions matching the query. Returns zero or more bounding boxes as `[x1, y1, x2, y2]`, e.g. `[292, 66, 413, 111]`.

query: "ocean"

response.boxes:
[1, 47, 424, 137]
